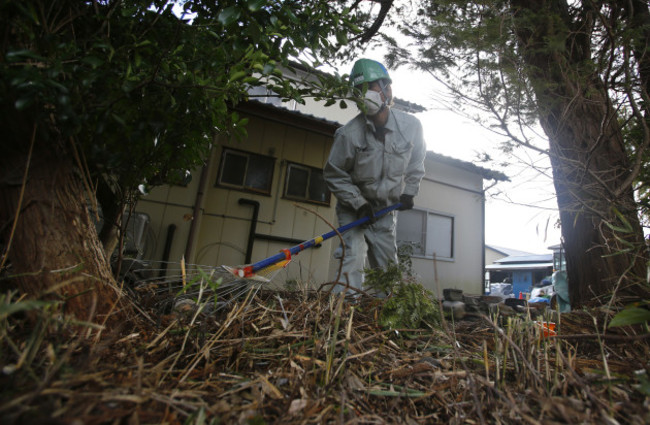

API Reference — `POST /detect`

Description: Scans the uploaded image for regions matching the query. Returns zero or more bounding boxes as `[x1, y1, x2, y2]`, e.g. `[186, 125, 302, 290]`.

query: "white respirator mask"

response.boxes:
[362, 90, 385, 116]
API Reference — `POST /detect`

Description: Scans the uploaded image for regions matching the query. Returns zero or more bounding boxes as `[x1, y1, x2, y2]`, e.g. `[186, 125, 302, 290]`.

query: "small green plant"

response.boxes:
[397, 243, 417, 279]
[364, 244, 441, 329]
[284, 279, 298, 292]
[634, 369, 650, 397]
[175, 267, 223, 311]
[1, 291, 54, 377]
[609, 301, 650, 331]
[379, 283, 441, 329]
[364, 244, 417, 296]
[603, 213, 650, 331]
[363, 260, 403, 296]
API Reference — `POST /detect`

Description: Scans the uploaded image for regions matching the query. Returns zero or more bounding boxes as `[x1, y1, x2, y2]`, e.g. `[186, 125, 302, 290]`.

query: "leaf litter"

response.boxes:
[1, 278, 650, 425]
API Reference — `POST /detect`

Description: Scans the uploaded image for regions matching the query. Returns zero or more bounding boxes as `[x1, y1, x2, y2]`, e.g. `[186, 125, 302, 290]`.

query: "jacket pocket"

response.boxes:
[386, 140, 412, 177]
[352, 148, 380, 183]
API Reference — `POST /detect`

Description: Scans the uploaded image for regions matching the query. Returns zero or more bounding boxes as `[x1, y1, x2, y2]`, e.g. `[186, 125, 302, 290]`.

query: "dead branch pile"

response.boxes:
[1, 286, 649, 425]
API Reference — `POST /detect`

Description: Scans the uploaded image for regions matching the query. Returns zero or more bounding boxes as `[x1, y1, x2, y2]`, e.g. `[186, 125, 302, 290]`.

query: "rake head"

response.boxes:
[222, 259, 291, 282]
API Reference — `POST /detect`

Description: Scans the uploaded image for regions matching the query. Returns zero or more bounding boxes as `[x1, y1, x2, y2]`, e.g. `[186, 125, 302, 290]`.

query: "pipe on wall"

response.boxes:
[160, 224, 176, 278]
[185, 163, 211, 262]
[238, 198, 260, 264]
[238, 198, 320, 264]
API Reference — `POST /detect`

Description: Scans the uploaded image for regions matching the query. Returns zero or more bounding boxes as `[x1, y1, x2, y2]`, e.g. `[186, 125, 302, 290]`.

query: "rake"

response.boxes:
[223, 203, 402, 282]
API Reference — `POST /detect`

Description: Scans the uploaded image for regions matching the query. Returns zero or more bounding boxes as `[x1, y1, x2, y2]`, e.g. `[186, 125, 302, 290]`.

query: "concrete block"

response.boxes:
[442, 300, 466, 320]
[443, 288, 464, 302]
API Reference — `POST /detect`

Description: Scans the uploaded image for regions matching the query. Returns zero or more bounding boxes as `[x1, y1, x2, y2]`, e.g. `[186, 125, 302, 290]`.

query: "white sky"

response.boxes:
[388, 67, 562, 254]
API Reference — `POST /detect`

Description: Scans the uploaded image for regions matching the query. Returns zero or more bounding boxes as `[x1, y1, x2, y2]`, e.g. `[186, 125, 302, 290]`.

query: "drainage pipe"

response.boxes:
[185, 163, 210, 262]
[239, 198, 322, 265]
[238, 198, 260, 264]
[254, 233, 317, 246]
[160, 224, 176, 278]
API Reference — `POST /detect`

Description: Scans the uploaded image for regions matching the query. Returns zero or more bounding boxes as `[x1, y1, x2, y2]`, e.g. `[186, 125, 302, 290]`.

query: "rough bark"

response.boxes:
[97, 178, 125, 260]
[511, 0, 649, 307]
[0, 141, 127, 323]
[626, 0, 650, 97]
[545, 86, 646, 306]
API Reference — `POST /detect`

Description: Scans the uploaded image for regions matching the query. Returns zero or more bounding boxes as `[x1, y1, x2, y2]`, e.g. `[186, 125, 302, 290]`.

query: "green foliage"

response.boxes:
[379, 282, 441, 330]
[363, 260, 404, 296]
[602, 206, 650, 328]
[623, 120, 650, 230]
[364, 244, 441, 330]
[382, 1, 650, 306]
[364, 244, 417, 295]
[0, 290, 100, 384]
[182, 406, 222, 425]
[0, 0, 363, 213]
[0, 298, 53, 320]
[634, 370, 650, 397]
[175, 268, 223, 311]
[609, 304, 650, 329]
[284, 279, 299, 292]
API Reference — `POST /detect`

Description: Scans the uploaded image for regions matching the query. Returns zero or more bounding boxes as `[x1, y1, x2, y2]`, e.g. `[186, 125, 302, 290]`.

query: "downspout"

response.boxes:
[185, 163, 210, 262]
[160, 224, 176, 278]
[238, 197, 315, 264]
[239, 198, 259, 264]
[481, 186, 486, 295]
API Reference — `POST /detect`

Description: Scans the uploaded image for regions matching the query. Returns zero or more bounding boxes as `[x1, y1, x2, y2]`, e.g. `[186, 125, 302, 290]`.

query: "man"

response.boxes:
[324, 58, 426, 293]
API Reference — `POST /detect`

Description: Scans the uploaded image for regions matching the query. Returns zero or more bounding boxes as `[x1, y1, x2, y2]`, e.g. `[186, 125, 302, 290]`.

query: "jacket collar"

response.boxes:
[364, 109, 395, 133]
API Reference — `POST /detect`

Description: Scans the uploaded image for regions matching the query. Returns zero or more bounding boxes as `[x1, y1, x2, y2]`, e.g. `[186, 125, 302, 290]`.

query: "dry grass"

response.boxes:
[1, 282, 650, 425]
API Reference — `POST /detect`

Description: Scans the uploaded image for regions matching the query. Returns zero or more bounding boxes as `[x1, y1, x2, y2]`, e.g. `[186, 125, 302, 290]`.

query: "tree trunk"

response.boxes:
[0, 142, 128, 323]
[545, 87, 647, 306]
[97, 177, 125, 260]
[511, 0, 649, 307]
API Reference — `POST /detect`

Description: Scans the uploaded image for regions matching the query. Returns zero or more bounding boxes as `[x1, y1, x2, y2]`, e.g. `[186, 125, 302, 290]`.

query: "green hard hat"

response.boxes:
[349, 59, 391, 87]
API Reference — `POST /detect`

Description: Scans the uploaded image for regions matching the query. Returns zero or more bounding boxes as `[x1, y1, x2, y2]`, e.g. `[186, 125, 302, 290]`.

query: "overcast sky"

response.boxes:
[388, 66, 562, 254]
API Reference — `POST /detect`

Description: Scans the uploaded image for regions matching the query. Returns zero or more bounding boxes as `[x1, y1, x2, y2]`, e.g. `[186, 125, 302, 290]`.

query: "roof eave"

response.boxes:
[426, 151, 509, 182]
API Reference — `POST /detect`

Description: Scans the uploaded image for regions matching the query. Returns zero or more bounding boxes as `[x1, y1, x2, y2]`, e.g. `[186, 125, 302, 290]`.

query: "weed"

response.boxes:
[379, 283, 441, 329]
[175, 267, 223, 312]
[364, 244, 441, 329]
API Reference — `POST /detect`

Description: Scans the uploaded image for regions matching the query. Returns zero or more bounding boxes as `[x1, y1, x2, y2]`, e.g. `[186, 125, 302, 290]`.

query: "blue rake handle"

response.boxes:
[230, 203, 402, 278]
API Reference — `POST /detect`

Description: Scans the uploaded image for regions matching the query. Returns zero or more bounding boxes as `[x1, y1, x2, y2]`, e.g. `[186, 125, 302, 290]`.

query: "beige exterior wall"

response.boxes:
[136, 109, 338, 287]
[485, 247, 508, 266]
[409, 159, 486, 296]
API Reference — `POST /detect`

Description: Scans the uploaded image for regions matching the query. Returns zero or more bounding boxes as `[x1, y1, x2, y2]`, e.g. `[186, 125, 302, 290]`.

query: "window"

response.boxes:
[216, 148, 275, 195]
[283, 162, 331, 206]
[396, 209, 454, 259]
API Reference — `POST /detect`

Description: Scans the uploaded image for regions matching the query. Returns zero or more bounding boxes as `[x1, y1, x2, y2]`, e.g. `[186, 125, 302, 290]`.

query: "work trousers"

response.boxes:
[333, 205, 398, 294]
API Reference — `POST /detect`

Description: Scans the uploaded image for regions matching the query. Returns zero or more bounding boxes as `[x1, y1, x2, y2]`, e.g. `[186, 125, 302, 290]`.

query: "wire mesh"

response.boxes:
[115, 260, 265, 314]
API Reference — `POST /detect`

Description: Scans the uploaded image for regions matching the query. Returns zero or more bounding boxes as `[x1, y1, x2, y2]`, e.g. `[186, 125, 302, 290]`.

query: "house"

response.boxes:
[135, 99, 342, 287]
[485, 252, 554, 296]
[485, 245, 535, 266]
[132, 68, 507, 296]
[396, 154, 507, 296]
[483, 245, 535, 292]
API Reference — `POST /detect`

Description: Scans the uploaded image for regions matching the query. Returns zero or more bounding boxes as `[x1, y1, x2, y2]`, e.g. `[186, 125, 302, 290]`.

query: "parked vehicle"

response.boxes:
[487, 282, 513, 299]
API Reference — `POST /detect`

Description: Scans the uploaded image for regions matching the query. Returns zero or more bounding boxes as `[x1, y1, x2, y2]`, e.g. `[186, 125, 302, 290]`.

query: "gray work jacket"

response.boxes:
[324, 109, 427, 211]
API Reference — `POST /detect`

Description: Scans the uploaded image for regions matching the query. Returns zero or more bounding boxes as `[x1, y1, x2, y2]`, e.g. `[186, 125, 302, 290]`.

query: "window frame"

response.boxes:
[215, 147, 275, 196]
[282, 161, 331, 206]
[396, 208, 455, 261]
